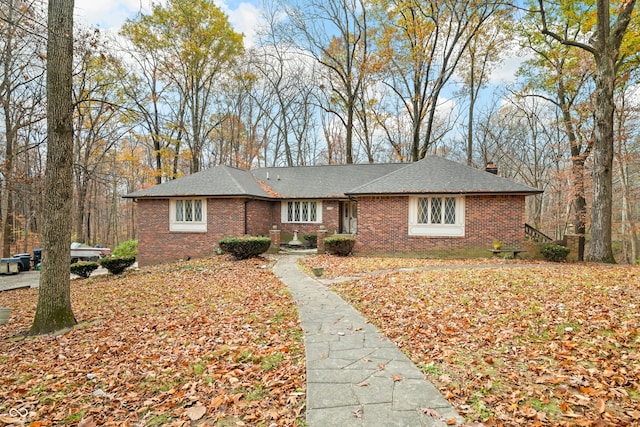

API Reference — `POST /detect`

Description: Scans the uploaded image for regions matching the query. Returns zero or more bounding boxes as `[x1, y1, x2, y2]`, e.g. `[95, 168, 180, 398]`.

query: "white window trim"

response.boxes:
[169, 198, 207, 232]
[281, 200, 323, 224]
[408, 196, 465, 237]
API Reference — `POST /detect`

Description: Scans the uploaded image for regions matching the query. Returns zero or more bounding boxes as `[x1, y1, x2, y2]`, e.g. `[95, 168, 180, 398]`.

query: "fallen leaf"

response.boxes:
[421, 408, 442, 418]
[78, 416, 96, 427]
[186, 405, 207, 421]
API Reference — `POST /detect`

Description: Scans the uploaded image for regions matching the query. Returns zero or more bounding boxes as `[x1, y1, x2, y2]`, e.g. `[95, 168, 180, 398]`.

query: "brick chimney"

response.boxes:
[485, 162, 498, 175]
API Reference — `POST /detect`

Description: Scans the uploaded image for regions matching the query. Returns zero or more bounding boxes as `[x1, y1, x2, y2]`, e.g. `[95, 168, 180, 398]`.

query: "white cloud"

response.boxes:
[74, 0, 261, 45]
[220, 2, 262, 47]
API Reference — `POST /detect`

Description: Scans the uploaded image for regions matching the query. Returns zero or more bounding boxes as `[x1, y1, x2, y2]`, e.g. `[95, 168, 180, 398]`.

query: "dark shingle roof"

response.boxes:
[251, 163, 407, 198]
[347, 157, 541, 195]
[124, 157, 541, 199]
[123, 165, 270, 199]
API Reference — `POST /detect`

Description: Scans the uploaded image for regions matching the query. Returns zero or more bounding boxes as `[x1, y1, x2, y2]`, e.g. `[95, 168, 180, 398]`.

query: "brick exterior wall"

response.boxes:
[137, 198, 248, 266]
[137, 195, 527, 265]
[354, 194, 526, 255]
[246, 200, 276, 236]
[276, 200, 341, 236]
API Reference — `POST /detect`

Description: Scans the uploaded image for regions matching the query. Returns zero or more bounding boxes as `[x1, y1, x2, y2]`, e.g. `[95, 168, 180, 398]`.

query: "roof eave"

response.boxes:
[346, 190, 543, 196]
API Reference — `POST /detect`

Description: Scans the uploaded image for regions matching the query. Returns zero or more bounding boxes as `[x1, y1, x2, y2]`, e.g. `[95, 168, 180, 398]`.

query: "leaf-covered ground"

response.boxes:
[299, 255, 544, 280]
[0, 257, 305, 426]
[307, 257, 640, 426]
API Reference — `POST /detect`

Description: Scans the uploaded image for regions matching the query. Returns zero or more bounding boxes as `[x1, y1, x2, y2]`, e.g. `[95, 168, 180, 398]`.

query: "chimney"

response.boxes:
[485, 162, 498, 175]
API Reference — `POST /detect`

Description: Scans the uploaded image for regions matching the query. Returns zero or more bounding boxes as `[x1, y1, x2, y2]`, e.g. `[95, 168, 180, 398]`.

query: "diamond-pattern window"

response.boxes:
[444, 198, 456, 224]
[310, 203, 317, 221]
[431, 198, 442, 224]
[185, 200, 193, 221]
[286, 201, 320, 223]
[175, 199, 205, 223]
[176, 200, 184, 222]
[416, 197, 458, 225]
[194, 200, 202, 222]
[418, 198, 429, 224]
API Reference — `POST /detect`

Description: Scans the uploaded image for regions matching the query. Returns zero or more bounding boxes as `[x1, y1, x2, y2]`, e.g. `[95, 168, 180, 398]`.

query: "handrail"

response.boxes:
[525, 223, 553, 243]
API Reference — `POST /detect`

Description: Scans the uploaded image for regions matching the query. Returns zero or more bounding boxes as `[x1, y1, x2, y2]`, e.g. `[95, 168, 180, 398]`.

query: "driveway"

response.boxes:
[0, 271, 40, 291]
[1, 268, 110, 292]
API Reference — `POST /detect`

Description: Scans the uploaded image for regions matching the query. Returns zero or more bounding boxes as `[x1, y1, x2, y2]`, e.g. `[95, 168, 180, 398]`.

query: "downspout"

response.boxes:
[244, 200, 249, 235]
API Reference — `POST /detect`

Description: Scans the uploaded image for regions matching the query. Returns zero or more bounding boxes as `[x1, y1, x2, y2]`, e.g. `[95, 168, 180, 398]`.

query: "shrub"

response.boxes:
[325, 235, 355, 256]
[70, 261, 99, 279]
[219, 236, 271, 260]
[540, 244, 570, 262]
[100, 256, 136, 275]
[303, 233, 317, 248]
[112, 239, 138, 258]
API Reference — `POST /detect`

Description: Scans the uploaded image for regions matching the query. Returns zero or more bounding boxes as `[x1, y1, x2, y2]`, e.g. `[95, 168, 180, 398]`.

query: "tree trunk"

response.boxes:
[586, 50, 616, 263]
[30, 0, 76, 335]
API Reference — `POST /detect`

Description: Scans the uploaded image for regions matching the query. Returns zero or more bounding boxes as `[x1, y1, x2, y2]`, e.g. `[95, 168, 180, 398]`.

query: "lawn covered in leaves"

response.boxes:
[0, 256, 305, 426]
[305, 256, 640, 426]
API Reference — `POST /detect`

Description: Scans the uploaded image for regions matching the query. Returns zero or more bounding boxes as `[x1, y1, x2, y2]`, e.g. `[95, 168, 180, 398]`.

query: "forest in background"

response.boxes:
[1, 0, 638, 262]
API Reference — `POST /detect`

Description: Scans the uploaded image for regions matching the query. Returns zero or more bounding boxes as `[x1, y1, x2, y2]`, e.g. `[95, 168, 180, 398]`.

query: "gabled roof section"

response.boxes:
[346, 156, 542, 195]
[252, 163, 407, 198]
[123, 165, 270, 199]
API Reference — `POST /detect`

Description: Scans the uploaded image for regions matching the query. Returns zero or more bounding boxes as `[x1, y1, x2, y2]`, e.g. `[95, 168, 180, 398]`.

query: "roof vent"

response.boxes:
[266, 172, 270, 180]
[277, 175, 280, 181]
[485, 162, 498, 175]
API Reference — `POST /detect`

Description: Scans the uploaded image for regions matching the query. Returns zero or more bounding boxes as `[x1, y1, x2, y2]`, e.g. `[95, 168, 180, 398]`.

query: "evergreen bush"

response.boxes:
[325, 235, 355, 256]
[303, 233, 317, 248]
[540, 244, 570, 262]
[112, 239, 138, 258]
[70, 261, 99, 279]
[219, 236, 271, 260]
[100, 256, 136, 275]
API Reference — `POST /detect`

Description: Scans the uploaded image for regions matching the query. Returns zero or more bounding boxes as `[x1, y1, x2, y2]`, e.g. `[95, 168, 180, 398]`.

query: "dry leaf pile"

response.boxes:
[0, 256, 305, 426]
[300, 255, 541, 279]
[327, 262, 639, 426]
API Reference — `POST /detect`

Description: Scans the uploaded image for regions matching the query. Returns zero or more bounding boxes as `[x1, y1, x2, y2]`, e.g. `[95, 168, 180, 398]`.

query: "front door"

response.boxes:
[341, 201, 357, 234]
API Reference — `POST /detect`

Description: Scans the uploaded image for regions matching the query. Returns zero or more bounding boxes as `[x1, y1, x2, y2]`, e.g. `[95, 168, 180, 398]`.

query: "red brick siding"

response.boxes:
[354, 195, 526, 254]
[276, 200, 341, 236]
[246, 200, 276, 236]
[137, 195, 527, 264]
[137, 198, 247, 266]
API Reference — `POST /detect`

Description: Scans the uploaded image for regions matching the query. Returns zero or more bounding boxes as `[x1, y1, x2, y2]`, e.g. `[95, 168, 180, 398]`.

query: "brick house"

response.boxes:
[124, 156, 541, 266]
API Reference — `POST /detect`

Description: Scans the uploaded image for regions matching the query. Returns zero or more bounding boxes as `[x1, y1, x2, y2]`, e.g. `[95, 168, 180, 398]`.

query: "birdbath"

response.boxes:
[288, 230, 303, 246]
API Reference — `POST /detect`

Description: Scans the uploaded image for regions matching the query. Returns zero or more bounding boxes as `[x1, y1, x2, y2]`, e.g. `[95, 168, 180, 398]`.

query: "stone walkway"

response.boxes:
[273, 255, 464, 427]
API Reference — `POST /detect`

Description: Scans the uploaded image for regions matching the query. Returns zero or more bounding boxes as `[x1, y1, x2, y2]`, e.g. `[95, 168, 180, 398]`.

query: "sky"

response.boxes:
[74, 0, 263, 46]
[73, 0, 522, 87]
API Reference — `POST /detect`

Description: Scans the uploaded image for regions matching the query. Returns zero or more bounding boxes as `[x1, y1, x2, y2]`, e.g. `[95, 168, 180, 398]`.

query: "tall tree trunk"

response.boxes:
[586, 43, 616, 263]
[30, 0, 77, 335]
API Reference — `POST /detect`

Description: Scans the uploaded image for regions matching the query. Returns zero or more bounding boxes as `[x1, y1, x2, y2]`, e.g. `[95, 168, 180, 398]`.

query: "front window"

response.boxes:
[170, 198, 207, 232]
[409, 196, 464, 236]
[282, 201, 322, 223]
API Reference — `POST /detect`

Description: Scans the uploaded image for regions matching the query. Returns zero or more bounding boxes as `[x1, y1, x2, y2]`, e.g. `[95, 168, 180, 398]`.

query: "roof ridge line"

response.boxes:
[346, 161, 415, 193]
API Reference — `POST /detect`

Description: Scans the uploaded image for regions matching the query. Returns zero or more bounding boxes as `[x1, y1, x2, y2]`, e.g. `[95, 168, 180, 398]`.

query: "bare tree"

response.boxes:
[286, 0, 370, 164]
[372, 0, 499, 161]
[0, 0, 47, 257]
